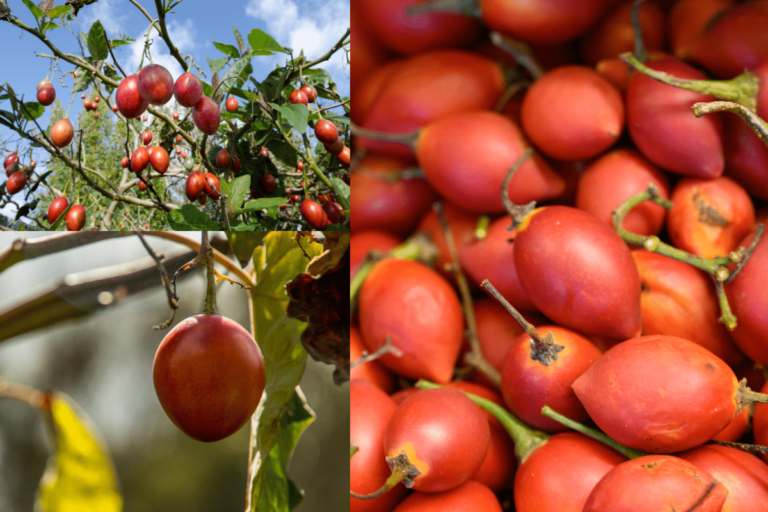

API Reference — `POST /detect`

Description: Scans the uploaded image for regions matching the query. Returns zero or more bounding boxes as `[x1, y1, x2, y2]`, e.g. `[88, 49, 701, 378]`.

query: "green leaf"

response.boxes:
[36, 392, 123, 512]
[40, 20, 62, 35]
[109, 39, 132, 48]
[227, 232, 268, 267]
[266, 140, 297, 168]
[218, 55, 253, 95]
[233, 25, 246, 52]
[213, 41, 240, 59]
[22, 0, 44, 19]
[323, 112, 350, 127]
[167, 204, 222, 230]
[207, 57, 228, 75]
[332, 177, 349, 207]
[0, 109, 17, 125]
[269, 103, 308, 134]
[21, 102, 45, 120]
[236, 197, 287, 214]
[47, 5, 72, 18]
[247, 29, 286, 55]
[226, 175, 250, 216]
[72, 70, 94, 94]
[246, 232, 323, 511]
[87, 21, 109, 61]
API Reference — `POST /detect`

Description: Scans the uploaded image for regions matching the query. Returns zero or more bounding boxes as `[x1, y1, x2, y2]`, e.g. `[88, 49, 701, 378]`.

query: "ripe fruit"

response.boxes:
[185, 171, 206, 201]
[142, 130, 152, 145]
[324, 137, 344, 155]
[121, 156, 129, 168]
[50, 119, 74, 148]
[314, 119, 339, 144]
[6, 171, 27, 195]
[131, 146, 150, 173]
[3, 153, 18, 170]
[300, 199, 328, 229]
[5, 161, 19, 178]
[93, 112, 99, 120]
[297, 160, 303, 171]
[231, 155, 241, 173]
[173, 111, 179, 120]
[138, 177, 148, 191]
[36, 80, 56, 106]
[149, 146, 169, 174]
[116, 75, 150, 119]
[337, 146, 350, 168]
[262, 173, 276, 192]
[137, 64, 174, 106]
[192, 96, 221, 135]
[300, 84, 317, 102]
[175, 134, 183, 143]
[153, 314, 265, 442]
[203, 172, 221, 199]
[226, 96, 238, 111]
[83, 99, 92, 110]
[48, 197, 69, 224]
[173, 72, 203, 107]
[80, 93, 86, 99]
[111, 104, 118, 112]
[181, 151, 187, 159]
[322, 200, 342, 223]
[289, 89, 309, 105]
[65, 204, 86, 231]
[94, 97, 100, 103]
[216, 149, 231, 168]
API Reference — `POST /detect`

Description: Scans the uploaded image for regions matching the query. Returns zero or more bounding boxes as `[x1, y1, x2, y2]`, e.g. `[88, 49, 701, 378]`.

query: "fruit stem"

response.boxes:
[416, 379, 548, 463]
[540, 406, 648, 459]
[736, 378, 768, 412]
[350, 122, 419, 150]
[406, 0, 481, 17]
[489, 32, 544, 80]
[692, 101, 768, 146]
[201, 232, 218, 314]
[620, 53, 760, 112]
[709, 440, 768, 455]
[350, 450, 421, 499]
[500, 147, 537, 230]
[350, 444, 359, 458]
[480, 280, 564, 366]
[475, 215, 491, 239]
[351, 335, 403, 369]
[493, 79, 531, 113]
[434, 202, 502, 386]
[631, 0, 648, 63]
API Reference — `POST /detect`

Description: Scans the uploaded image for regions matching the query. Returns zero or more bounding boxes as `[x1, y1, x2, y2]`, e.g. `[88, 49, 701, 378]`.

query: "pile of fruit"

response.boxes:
[350, 0, 768, 510]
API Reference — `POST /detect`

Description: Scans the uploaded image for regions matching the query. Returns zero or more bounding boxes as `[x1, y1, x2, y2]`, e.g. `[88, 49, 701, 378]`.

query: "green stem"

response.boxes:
[631, 0, 648, 63]
[416, 380, 548, 463]
[620, 52, 760, 112]
[406, 0, 481, 17]
[692, 101, 768, 147]
[540, 406, 648, 459]
[350, 122, 419, 150]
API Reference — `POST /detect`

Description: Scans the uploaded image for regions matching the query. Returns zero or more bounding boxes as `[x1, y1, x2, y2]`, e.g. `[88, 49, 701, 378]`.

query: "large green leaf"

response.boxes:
[87, 21, 108, 61]
[246, 232, 323, 511]
[226, 231, 268, 267]
[236, 197, 286, 214]
[167, 205, 221, 231]
[213, 41, 240, 59]
[36, 392, 123, 512]
[248, 29, 286, 55]
[226, 175, 251, 217]
[268, 103, 308, 134]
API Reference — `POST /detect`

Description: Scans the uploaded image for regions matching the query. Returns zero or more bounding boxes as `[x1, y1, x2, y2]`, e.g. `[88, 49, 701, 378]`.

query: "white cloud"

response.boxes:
[78, 0, 126, 38]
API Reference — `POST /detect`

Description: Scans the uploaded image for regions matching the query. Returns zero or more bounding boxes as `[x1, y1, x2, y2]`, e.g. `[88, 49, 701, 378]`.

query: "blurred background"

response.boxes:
[0, 232, 349, 511]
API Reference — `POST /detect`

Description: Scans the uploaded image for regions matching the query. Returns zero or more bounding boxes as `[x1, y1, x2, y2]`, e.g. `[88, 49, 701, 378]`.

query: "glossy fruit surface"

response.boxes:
[138, 64, 174, 106]
[337, 146, 350, 168]
[131, 147, 150, 173]
[6, 171, 27, 195]
[65, 205, 86, 231]
[216, 149, 231, 168]
[300, 84, 317, 102]
[350, 326, 394, 393]
[153, 314, 265, 442]
[392, 481, 501, 512]
[83, 99, 92, 110]
[314, 120, 339, 144]
[226, 96, 238, 112]
[116, 75, 150, 119]
[173, 111, 179, 119]
[262, 173, 276, 193]
[48, 197, 69, 224]
[185, 171, 206, 201]
[300, 199, 328, 229]
[138, 177, 148, 191]
[384, 387, 490, 492]
[203, 173, 221, 200]
[149, 146, 169, 174]
[174, 73, 203, 107]
[121, 156, 129, 168]
[231, 155, 240, 173]
[192, 96, 221, 135]
[36, 82, 56, 106]
[322, 201, 342, 224]
[324, 137, 344, 155]
[51, 119, 75, 148]
[289, 90, 308, 105]
[142, 130, 152, 145]
[3, 153, 18, 170]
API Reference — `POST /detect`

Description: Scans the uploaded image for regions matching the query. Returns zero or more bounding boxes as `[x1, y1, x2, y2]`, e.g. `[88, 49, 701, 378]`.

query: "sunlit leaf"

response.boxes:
[248, 29, 286, 55]
[87, 21, 108, 61]
[226, 231, 268, 267]
[236, 197, 286, 214]
[268, 103, 308, 134]
[167, 204, 221, 231]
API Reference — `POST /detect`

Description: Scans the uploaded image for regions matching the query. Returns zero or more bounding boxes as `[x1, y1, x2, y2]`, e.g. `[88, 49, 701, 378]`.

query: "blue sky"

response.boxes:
[0, 0, 350, 221]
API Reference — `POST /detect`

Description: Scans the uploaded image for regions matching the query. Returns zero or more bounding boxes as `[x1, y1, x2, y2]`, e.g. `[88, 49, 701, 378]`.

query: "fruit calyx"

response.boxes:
[350, 450, 422, 500]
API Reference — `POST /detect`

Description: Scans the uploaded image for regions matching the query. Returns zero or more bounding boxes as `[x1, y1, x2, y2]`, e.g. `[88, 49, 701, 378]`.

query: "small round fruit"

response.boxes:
[231, 155, 241, 173]
[175, 134, 183, 144]
[173, 111, 179, 120]
[324, 137, 344, 155]
[185, 170, 206, 201]
[138, 177, 148, 191]
[80, 93, 86, 99]
[36, 81, 56, 106]
[149, 146, 169, 174]
[51, 119, 74, 148]
[90, 102, 98, 111]
[142, 130, 153, 145]
[300, 199, 328, 229]
[5, 161, 19, 178]
[3, 153, 18, 170]
[131, 146, 150, 173]
[301, 84, 318, 102]
[314, 119, 339, 144]
[216, 149, 231, 168]
[173, 72, 203, 108]
[112, 104, 118, 112]
[48, 197, 69, 224]
[183, 157, 195, 171]
[116, 74, 150, 119]
[94, 97, 100, 103]
[65, 204, 86, 231]
[181, 151, 187, 159]
[6, 171, 27, 195]
[262, 173, 276, 192]
[153, 314, 265, 442]
[192, 96, 221, 135]
[297, 160, 304, 171]
[289, 90, 309, 105]
[93, 112, 99, 119]
[226, 96, 238, 112]
[121, 156, 130, 168]
[323, 200, 343, 223]
[138, 64, 174, 106]
[337, 146, 350, 168]
[204, 172, 221, 199]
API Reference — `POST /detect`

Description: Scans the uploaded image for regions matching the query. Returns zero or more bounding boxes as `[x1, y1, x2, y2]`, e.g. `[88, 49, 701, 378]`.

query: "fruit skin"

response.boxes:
[322, 201, 343, 224]
[336, 146, 350, 168]
[48, 197, 69, 224]
[36, 82, 56, 106]
[359, 258, 464, 383]
[300, 199, 328, 229]
[392, 481, 501, 512]
[582, 455, 728, 512]
[142, 130, 152, 145]
[121, 156, 130, 168]
[323, 137, 344, 155]
[152, 314, 265, 442]
[203, 173, 221, 200]
[93, 112, 100, 120]
[51, 119, 75, 148]
[185, 171, 206, 201]
[112, 104, 118, 112]
[350, 325, 395, 393]
[314, 119, 339, 144]
[262, 173, 276, 193]
[192, 96, 221, 135]
[6, 171, 27, 195]
[572, 335, 739, 453]
[138, 64, 174, 106]
[116, 75, 150, 119]
[216, 149, 231, 168]
[231, 155, 240, 173]
[148, 146, 169, 174]
[83, 99, 92, 110]
[297, 160, 303, 171]
[3, 153, 18, 170]
[65, 205, 86, 231]
[225, 96, 238, 112]
[172, 111, 179, 120]
[514, 206, 642, 339]
[174, 73, 203, 107]
[289, 90, 309, 105]
[300, 84, 318, 102]
[138, 176, 148, 191]
[131, 147, 150, 173]
[5, 161, 19, 178]
[384, 387, 490, 493]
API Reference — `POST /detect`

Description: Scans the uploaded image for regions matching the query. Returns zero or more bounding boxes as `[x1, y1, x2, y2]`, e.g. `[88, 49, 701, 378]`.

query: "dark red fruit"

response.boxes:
[36, 81, 56, 106]
[314, 119, 338, 144]
[192, 96, 221, 135]
[142, 130, 152, 145]
[138, 64, 174, 106]
[324, 137, 344, 155]
[116, 75, 150, 119]
[3, 153, 18, 171]
[153, 314, 265, 442]
[174, 72, 203, 107]
[322, 201, 343, 224]
[185, 171, 206, 201]
[262, 173, 276, 193]
[300, 199, 328, 229]
[6, 171, 27, 195]
[93, 112, 100, 120]
[289, 90, 309, 105]
[231, 155, 240, 173]
[216, 149, 231, 168]
[204, 172, 221, 199]
[51, 119, 74, 148]
[138, 177, 148, 191]
[65, 204, 86, 231]
[121, 156, 129, 168]
[48, 197, 69, 224]
[131, 147, 150, 173]
[149, 146, 169, 174]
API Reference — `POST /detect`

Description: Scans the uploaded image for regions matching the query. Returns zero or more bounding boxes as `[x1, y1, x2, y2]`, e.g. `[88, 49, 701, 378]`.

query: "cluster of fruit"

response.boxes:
[351, 0, 768, 510]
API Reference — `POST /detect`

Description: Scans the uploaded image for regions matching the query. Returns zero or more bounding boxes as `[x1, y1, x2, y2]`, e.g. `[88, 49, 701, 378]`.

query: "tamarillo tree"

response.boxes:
[0, 1, 350, 231]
